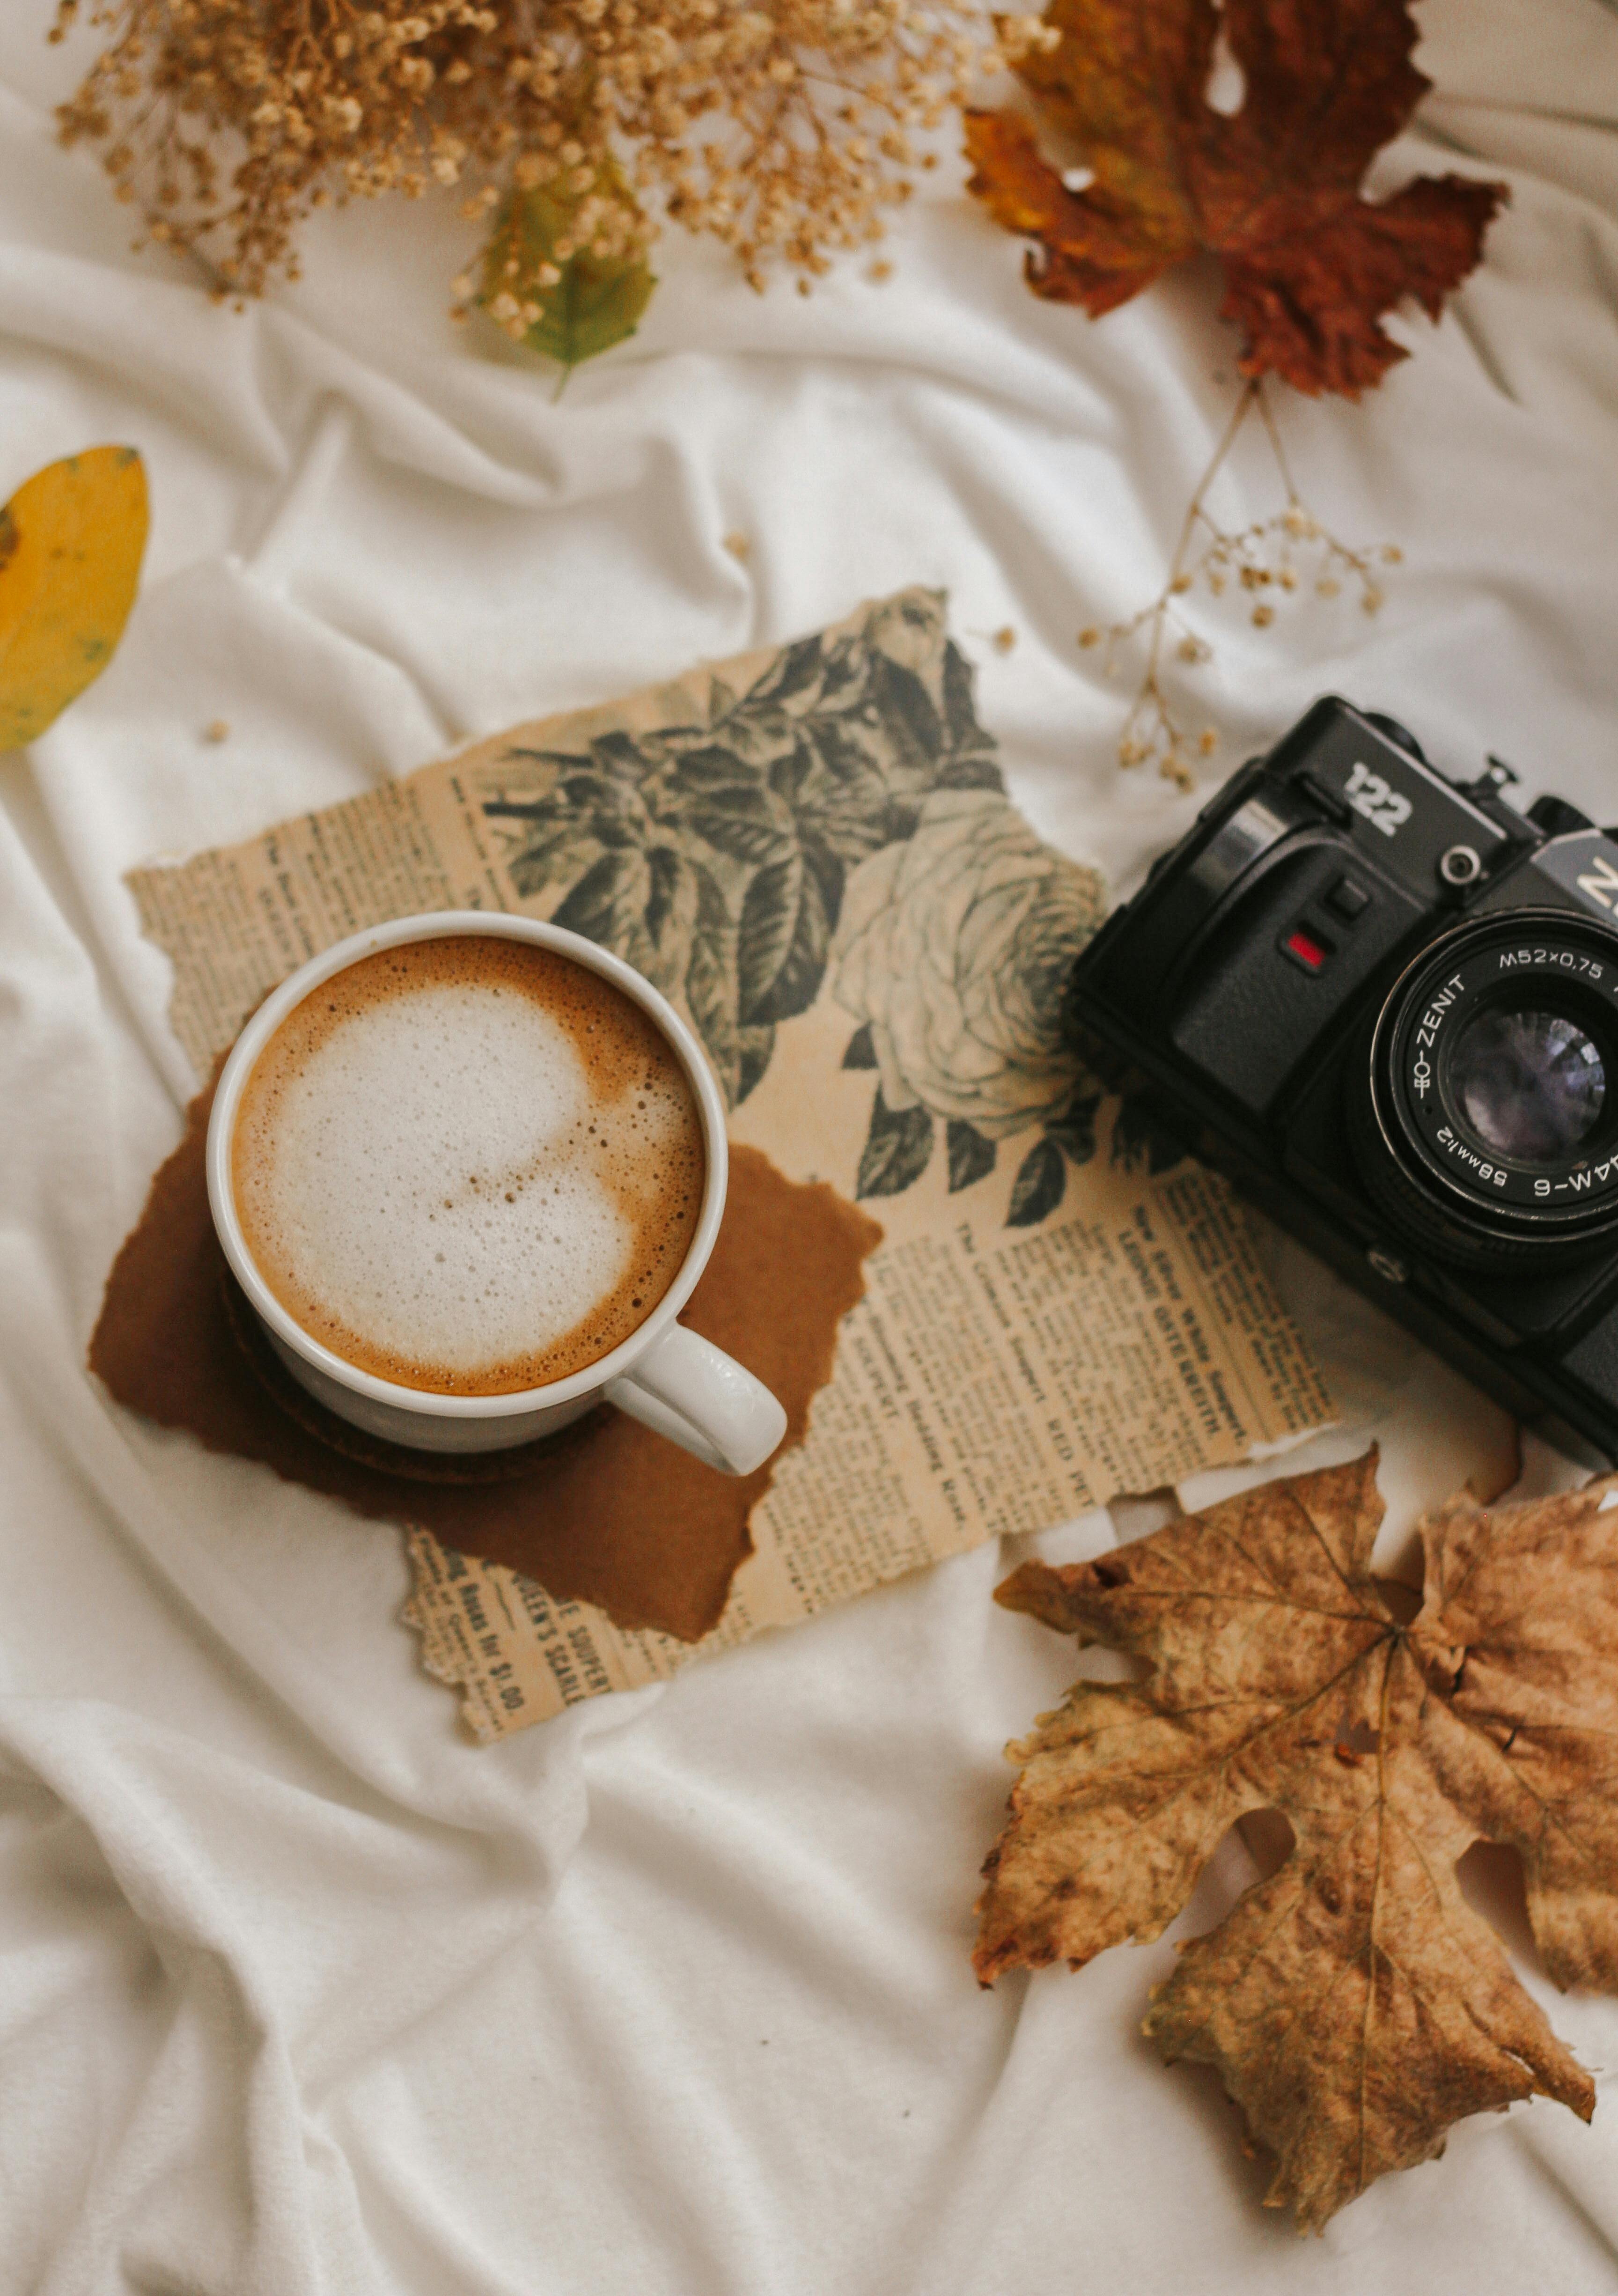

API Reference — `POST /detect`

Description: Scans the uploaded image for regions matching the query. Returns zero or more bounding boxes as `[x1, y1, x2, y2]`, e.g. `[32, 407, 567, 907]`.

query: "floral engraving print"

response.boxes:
[477, 593, 1109, 1222]
[831, 786, 1108, 1221]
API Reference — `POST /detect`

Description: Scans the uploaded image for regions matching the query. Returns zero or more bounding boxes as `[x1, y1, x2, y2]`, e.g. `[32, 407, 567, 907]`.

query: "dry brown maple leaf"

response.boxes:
[974, 1449, 1618, 2229]
[963, 0, 1508, 397]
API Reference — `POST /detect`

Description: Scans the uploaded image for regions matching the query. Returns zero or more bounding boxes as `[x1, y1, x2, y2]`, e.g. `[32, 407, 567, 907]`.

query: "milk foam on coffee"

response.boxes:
[232, 937, 706, 1394]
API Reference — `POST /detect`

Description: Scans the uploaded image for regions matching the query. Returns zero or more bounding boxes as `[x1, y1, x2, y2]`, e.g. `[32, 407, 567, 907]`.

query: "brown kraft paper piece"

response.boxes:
[89, 1077, 882, 1644]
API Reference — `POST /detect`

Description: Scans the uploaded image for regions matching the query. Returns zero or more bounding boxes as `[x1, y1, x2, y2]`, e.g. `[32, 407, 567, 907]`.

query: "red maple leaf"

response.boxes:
[965, 0, 1507, 397]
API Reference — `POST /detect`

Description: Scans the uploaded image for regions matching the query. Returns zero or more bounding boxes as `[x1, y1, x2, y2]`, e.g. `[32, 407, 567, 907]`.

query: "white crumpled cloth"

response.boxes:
[5, 0, 1618, 2286]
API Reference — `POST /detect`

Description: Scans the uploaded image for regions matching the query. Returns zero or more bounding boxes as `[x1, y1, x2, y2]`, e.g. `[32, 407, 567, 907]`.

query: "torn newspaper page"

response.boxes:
[129, 590, 1335, 1737]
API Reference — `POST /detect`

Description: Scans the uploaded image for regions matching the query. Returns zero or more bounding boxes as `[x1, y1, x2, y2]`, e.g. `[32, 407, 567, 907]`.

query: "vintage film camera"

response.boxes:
[1068, 696, 1618, 1464]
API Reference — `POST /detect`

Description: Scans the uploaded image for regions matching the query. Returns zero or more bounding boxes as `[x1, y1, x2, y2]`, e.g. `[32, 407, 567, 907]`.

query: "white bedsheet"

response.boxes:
[5, 2, 1618, 2287]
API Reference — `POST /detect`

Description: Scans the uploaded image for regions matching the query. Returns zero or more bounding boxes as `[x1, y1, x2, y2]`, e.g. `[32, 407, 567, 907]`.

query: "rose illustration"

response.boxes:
[832, 787, 1106, 1141]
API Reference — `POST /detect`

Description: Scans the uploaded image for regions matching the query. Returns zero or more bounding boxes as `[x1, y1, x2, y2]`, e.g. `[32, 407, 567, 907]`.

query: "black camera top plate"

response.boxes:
[1267, 701, 1515, 898]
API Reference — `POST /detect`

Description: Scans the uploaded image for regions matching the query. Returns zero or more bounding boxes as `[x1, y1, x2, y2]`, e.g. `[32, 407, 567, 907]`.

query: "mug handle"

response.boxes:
[605, 1325, 788, 1476]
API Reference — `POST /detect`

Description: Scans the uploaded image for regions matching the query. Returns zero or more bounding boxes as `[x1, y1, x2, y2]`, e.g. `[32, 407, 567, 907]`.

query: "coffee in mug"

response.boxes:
[231, 935, 706, 1396]
[208, 911, 787, 1474]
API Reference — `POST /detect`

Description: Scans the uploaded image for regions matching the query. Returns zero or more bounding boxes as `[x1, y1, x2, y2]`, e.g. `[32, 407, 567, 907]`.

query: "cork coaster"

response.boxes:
[90, 1075, 882, 1643]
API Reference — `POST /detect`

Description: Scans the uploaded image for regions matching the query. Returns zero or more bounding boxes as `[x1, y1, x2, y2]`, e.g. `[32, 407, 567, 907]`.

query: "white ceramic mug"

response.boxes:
[205, 912, 788, 1475]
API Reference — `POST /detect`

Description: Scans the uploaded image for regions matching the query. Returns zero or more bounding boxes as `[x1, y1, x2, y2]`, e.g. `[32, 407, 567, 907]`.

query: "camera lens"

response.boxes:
[1448, 1007, 1606, 1164]
[1350, 910, 1618, 1266]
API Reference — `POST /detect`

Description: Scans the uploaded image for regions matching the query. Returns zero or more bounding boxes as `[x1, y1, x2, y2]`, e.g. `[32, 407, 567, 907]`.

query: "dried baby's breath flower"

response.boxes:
[1081, 379, 1401, 791]
[53, 0, 1021, 316]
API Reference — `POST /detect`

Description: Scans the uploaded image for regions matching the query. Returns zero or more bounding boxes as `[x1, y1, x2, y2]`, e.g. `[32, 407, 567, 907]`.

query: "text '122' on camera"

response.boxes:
[1068, 696, 1618, 1466]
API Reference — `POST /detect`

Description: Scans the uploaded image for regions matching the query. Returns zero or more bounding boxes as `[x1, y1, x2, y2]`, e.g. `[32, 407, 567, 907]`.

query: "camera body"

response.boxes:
[1069, 696, 1618, 1464]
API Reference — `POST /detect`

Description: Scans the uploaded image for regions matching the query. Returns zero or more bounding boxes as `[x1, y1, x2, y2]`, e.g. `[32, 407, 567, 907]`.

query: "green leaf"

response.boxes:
[857, 1090, 935, 1200]
[1007, 1135, 1067, 1229]
[947, 1118, 998, 1193]
[483, 165, 656, 382]
[527, 255, 654, 378]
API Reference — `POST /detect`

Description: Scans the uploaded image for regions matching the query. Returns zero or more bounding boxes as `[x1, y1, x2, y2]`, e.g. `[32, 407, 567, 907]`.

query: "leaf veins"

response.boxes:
[963, 0, 1508, 397]
[975, 1449, 1615, 2228]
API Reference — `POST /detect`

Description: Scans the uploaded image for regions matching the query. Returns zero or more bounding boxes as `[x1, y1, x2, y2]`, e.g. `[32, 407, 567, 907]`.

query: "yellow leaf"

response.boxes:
[0, 446, 149, 751]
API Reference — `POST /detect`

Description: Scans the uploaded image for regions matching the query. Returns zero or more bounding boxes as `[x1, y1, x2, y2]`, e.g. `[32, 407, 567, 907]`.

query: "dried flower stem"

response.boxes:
[1079, 379, 1401, 792]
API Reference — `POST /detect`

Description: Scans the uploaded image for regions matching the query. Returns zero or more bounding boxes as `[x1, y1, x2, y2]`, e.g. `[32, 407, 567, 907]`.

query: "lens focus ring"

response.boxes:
[1351, 910, 1618, 1268]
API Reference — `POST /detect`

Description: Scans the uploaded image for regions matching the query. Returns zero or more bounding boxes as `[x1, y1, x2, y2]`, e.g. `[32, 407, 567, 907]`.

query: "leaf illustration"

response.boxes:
[549, 845, 681, 989]
[942, 639, 997, 767]
[869, 651, 945, 778]
[682, 774, 797, 867]
[974, 1452, 1618, 2229]
[642, 845, 700, 994]
[588, 727, 662, 796]
[963, 0, 1508, 397]
[735, 1024, 774, 1105]
[934, 749, 1008, 799]
[552, 846, 649, 949]
[484, 739, 659, 888]
[856, 1090, 935, 1199]
[0, 446, 147, 751]
[1111, 1094, 1186, 1176]
[480, 593, 1006, 1124]
[482, 803, 596, 899]
[484, 165, 656, 382]
[842, 1023, 879, 1071]
[746, 631, 829, 713]
[1006, 1134, 1067, 1228]
[684, 861, 776, 1108]
[947, 1118, 998, 1194]
[1044, 1087, 1102, 1167]
[789, 721, 912, 865]
[684, 881, 735, 1086]
[737, 845, 837, 1027]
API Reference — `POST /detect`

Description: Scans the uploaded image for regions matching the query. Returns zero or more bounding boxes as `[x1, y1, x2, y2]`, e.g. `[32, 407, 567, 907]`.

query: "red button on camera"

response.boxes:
[1284, 928, 1327, 971]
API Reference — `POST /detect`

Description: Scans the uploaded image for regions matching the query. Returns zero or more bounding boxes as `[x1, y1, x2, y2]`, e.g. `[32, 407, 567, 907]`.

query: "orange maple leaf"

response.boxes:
[965, 0, 1508, 397]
